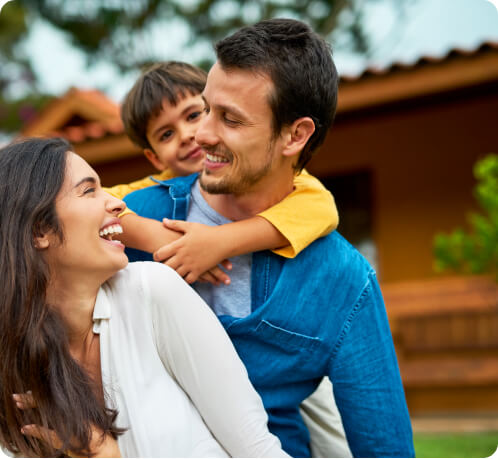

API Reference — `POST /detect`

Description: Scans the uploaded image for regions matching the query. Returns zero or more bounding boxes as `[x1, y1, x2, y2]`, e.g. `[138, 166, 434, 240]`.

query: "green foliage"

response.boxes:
[434, 154, 498, 279]
[0, 93, 53, 132]
[414, 432, 498, 458]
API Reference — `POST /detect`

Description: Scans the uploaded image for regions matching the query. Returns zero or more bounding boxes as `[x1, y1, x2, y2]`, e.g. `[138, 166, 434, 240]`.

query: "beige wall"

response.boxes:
[308, 89, 498, 283]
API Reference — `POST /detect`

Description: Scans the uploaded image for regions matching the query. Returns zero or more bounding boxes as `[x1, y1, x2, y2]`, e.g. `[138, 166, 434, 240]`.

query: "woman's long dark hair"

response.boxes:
[0, 138, 122, 457]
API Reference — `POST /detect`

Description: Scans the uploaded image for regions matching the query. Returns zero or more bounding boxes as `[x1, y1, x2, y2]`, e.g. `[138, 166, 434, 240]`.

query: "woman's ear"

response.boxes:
[34, 233, 50, 250]
[281, 117, 315, 158]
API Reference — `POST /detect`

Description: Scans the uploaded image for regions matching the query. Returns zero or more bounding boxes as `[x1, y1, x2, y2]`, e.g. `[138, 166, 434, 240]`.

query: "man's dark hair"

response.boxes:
[215, 18, 338, 172]
[121, 61, 207, 150]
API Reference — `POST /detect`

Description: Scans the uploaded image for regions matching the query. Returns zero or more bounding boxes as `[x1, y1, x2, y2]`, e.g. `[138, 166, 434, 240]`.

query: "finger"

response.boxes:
[209, 266, 231, 285]
[184, 272, 199, 284]
[162, 218, 190, 234]
[220, 259, 233, 271]
[13, 391, 35, 409]
[199, 271, 220, 285]
[21, 424, 62, 450]
[154, 240, 180, 262]
[163, 256, 181, 271]
[176, 266, 189, 278]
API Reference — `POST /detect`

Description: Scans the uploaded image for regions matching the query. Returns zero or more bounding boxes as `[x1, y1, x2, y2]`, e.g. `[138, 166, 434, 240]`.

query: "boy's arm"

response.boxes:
[156, 217, 288, 283]
[120, 213, 181, 253]
[258, 169, 338, 257]
[154, 171, 337, 282]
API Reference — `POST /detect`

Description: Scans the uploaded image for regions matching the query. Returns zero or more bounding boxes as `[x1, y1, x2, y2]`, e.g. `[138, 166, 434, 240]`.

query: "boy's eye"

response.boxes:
[187, 111, 202, 121]
[160, 130, 174, 141]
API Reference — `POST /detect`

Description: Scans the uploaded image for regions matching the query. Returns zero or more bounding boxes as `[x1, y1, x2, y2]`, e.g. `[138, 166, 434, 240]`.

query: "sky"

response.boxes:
[2, 0, 498, 102]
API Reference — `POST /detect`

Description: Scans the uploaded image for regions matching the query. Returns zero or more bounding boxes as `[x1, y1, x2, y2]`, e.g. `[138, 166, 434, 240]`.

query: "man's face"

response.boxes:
[195, 62, 284, 195]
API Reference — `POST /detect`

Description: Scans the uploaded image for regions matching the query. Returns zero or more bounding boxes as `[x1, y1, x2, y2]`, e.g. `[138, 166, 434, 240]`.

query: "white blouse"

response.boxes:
[93, 261, 287, 458]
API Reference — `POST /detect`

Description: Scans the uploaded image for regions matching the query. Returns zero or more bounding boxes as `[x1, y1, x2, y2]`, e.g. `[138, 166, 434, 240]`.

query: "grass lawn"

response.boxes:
[414, 432, 498, 458]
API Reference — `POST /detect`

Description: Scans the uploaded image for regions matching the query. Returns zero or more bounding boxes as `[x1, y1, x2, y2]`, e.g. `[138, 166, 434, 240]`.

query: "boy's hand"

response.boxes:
[154, 219, 233, 285]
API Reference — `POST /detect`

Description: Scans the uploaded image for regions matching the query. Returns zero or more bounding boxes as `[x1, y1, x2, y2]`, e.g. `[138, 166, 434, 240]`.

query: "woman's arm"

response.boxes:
[141, 262, 289, 458]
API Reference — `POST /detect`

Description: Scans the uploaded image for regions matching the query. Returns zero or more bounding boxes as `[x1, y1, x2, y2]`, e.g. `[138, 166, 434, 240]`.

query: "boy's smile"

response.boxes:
[144, 93, 206, 176]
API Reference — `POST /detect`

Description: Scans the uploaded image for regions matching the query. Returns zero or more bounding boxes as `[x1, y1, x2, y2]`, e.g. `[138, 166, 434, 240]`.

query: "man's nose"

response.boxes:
[195, 111, 219, 146]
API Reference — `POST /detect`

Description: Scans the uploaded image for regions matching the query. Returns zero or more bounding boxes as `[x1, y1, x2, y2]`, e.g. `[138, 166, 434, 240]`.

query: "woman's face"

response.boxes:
[43, 152, 128, 278]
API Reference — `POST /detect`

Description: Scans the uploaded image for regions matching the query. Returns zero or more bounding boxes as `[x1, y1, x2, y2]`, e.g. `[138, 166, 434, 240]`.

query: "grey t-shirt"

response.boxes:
[187, 180, 252, 318]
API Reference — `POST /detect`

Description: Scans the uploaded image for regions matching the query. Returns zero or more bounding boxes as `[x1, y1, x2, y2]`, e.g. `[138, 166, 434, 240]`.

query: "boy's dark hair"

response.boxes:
[121, 61, 207, 150]
[215, 18, 338, 171]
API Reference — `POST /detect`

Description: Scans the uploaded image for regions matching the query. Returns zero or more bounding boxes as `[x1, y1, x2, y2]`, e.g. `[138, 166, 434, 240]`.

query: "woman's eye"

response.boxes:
[203, 106, 210, 114]
[83, 187, 96, 195]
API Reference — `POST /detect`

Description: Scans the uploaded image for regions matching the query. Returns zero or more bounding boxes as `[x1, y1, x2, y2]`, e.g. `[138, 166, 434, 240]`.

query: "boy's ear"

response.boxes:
[281, 117, 315, 158]
[144, 148, 166, 171]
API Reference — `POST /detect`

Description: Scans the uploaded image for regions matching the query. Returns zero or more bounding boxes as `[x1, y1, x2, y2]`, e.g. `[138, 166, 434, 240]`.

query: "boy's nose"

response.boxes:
[180, 122, 196, 142]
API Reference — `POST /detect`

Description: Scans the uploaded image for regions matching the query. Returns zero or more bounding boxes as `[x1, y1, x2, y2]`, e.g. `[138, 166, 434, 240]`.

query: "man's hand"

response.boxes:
[153, 219, 233, 285]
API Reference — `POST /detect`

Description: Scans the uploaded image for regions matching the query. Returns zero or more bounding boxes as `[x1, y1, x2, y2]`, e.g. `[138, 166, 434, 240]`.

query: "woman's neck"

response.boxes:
[46, 272, 101, 353]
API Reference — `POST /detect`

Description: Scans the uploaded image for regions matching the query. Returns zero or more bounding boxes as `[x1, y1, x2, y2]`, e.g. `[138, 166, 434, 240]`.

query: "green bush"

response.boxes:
[434, 154, 498, 280]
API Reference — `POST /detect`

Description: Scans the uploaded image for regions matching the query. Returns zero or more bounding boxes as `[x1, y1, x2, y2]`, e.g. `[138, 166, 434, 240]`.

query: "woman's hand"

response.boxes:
[13, 392, 121, 457]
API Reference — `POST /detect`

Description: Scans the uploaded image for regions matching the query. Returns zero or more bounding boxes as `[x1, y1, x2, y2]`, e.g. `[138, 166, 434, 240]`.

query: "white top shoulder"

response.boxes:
[95, 261, 287, 458]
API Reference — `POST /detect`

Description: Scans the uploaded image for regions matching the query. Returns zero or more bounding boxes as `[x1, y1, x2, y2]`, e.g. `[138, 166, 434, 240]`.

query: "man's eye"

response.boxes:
[187, 111, 202, 121]
[203, 106, 210, 114]
[223, 113, 239, 125]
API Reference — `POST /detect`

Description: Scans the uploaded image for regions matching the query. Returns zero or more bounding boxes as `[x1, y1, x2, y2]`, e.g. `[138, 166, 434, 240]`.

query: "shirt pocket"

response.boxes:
[254, 319, 322, 354]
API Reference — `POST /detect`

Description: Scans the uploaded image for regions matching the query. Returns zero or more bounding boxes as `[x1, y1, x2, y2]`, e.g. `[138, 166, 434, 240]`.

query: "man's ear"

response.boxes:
[281, 117, 315, 158]
[144, 148, 166, 171]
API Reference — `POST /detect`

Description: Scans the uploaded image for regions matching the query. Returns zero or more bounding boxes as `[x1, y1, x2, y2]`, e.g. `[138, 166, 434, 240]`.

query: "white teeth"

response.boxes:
[99, 224, 123, 238]
[206, 153, 229, 163]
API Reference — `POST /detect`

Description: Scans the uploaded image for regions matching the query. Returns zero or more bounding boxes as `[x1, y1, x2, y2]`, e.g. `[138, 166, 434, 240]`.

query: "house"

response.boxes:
[308, 41, 498, 283]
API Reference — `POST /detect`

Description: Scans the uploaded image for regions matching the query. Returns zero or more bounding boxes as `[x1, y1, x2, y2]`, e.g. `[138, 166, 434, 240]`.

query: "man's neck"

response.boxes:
[199, 173, 294, 221]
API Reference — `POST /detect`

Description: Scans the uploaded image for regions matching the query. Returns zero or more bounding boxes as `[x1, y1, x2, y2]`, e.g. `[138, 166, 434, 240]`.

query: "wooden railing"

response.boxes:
[382, 276, 498, 415]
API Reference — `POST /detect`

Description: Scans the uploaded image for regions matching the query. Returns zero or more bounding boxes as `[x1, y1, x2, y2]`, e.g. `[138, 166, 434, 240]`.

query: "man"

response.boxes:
[124, 18, 414, 457]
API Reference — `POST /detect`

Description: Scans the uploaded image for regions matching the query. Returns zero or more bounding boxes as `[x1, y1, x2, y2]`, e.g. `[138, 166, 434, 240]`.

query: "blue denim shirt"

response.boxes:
[124, 174, 414, 458]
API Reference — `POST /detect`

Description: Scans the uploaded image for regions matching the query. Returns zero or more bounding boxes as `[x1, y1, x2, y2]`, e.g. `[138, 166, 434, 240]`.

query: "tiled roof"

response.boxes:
[22, 87, 125, 142]
[48, 118, 125, 143]
[339, 40, 498, 83]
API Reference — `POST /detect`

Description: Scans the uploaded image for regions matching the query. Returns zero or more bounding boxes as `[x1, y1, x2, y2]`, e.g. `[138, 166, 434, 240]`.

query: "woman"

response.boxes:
[0, 137, 287, 457]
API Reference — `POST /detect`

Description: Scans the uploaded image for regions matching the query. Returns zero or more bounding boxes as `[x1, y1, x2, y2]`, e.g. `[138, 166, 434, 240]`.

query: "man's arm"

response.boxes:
[329, 271, 415, 458]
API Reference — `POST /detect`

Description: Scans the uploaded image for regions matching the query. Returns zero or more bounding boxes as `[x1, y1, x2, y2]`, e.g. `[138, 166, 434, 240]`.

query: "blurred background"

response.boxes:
[1, 0, 497, 456]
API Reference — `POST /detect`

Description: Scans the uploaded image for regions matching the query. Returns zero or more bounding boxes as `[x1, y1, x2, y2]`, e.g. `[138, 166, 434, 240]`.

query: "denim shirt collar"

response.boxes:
[151, 173, 199, 220]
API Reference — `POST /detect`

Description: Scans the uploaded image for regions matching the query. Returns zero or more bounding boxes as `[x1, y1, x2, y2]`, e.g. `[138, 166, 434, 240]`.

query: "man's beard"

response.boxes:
[199, 145, 274, 195]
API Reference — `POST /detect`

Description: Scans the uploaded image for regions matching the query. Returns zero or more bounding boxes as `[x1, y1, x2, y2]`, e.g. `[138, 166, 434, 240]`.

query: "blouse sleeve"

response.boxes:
[139, 262, 289, 458]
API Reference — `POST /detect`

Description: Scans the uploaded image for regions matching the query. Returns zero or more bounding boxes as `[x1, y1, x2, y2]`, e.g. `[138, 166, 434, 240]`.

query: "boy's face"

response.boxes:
[144, 93, 205, 176]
